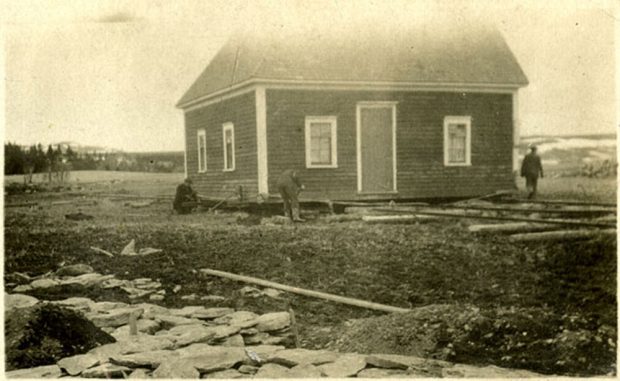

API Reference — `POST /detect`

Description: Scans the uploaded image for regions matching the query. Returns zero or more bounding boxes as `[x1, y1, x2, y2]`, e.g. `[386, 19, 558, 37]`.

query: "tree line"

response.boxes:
[5, 143, 184, 180]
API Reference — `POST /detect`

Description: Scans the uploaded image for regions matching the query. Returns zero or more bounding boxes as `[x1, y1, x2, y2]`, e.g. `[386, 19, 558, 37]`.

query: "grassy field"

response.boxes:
[3, 170, 617, 376]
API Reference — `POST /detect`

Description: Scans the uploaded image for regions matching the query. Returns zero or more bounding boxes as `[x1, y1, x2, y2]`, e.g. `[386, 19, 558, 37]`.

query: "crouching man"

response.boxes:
[277, 169, 305, 222]
[173, 178, 199, 214]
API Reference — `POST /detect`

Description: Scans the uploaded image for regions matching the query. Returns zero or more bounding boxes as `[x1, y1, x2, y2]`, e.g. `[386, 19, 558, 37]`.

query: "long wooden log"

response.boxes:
[509, 229, 616, 242]
[374, 208, 616, 228]
[5, 202, 39, 208]
[200, 268, 411, 314]
[468, 222, 558, 234]
[437, 205, 615, 215]
[499, 198, 616, 208]
[362, 215, 439, 224]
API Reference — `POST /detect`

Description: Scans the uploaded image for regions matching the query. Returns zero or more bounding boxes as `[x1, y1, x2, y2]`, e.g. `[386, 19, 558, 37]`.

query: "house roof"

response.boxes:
[177, 21, 528, 108]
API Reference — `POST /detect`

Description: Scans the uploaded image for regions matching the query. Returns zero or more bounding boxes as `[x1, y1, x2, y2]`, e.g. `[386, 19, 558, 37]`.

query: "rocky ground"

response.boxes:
[6, 292, 545, 379]
[4, 186, 617, 377]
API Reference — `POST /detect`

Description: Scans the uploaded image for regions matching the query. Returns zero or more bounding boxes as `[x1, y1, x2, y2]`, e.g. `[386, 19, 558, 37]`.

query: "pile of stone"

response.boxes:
[8, 264, 175, 301]
[6, 293, 544, 379]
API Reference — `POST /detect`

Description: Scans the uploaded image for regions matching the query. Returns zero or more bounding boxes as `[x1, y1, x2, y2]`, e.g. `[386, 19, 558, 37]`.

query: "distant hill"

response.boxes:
[520, 134, 616, 175]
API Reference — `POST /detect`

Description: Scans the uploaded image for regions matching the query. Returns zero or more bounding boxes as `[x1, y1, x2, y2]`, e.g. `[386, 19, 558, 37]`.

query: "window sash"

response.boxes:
[305, 117, 337, 168]
[222, 123, 235, 171]
[197, 130, 207, 173]
[443, 117, 471, 166]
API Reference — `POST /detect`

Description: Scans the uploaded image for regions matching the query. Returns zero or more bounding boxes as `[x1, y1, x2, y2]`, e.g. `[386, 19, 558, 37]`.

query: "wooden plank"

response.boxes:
[373, 207, 616, 228]
[499, 198, 616, 208]
[200, 268, 411, 314]
[467, 222, 558, 234]
[509, 229, 616, 242]
[362, 215, 439, 224]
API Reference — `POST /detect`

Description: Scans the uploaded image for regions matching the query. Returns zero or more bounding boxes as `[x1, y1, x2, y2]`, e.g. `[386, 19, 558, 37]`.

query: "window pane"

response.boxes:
[448, 126, 466, 163]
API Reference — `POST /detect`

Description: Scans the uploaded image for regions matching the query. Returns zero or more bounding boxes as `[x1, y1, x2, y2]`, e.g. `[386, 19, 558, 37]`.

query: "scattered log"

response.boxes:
[374, 208, 616, 228]
[509, 229, 616, 243]
[5, 202, 38, 208]
[362, 215, 439, 224]
[499, 198, 616, 208]
[201, 268, 411, 314]
[90, 247, 115, 257]
[468, 223, 561, 234]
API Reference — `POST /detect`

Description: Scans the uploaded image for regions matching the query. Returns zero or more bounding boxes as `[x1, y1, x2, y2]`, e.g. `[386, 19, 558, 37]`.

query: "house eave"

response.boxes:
[176, 78, 528, 111]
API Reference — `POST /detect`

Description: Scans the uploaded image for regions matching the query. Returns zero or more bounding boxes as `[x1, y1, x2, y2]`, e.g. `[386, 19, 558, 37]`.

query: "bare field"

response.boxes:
[4, 171, 617, 376]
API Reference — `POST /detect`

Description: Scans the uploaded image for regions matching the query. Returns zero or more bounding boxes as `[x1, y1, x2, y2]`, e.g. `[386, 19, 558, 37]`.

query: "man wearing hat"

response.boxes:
[520, 144, 544, 199]
[173, 178, 199, 214]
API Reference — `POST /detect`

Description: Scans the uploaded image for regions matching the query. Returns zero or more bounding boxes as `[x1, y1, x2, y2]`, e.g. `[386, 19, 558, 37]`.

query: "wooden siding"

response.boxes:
[184, 92, 258, 199]
[266, 89, 514, 200]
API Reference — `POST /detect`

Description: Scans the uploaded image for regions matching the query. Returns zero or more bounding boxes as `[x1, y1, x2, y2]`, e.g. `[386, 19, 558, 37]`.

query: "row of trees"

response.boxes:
[5, 143, 184, 180]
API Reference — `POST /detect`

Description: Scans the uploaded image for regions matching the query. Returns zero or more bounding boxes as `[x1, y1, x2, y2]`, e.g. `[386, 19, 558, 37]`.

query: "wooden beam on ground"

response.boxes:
[498, 198, 616, 208]
[5, 202, 39, 208]
[200, 268, 411, 314]
[468, 222, 559, 234]
[509, 229, 616, 242]
[373, 208, 616, 228]
[435, 204, 615, 216]
[362, 215, 439, 224]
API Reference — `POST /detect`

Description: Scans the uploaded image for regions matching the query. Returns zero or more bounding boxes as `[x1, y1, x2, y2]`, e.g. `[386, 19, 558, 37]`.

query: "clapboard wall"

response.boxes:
[184, 92, 258, 199]
[265, 89, 514, 200]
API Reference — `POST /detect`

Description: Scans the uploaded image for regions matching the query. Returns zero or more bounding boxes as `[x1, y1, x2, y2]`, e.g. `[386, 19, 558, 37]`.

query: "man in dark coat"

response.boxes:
[520, 145, 544, 199]
[173, 178, 199, 214]
[277, 169, 305, 222]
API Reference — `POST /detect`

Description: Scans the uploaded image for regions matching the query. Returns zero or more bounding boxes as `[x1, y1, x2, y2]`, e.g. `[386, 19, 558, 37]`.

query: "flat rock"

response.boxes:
[153, 357, 200, 378]
[357, 368, 415, 378]
[128, 368, 150, 379]
[209, 324, 242, 339]
[56, 264, 94, 276]
[268, 348, 340, 367]
[167, 324, 217, 347]
[52, 297, 95, 311]
[243, 345, 286, 364]
[12, 284, 32, 293]
[150, 294, 165, 301]
[155, 314, 205, 328]
[180, 346, 248, 373]
[288, 363, 324, 378]
[81, 363, 132, 378]
[30, 278, 61, 289]
[213, 311, 259, 327]
[202, 369, 245, 378]
[201, 295, 226, 302]
[91, 301, 129, 311]
[6, 364, 61, 378]
[112, 319, 161, 337]
[243, 332, 271, 345]
[88, 307, 144, 328]
[57, 353, 101, 376]
[219, 334, 245, 347]
[318, 354, 366, 377]
[441, 364, 542, 378]
[238, 364, 259, 374]
[101, 278, 129, 289]
[254, 363, 290, 378]
[110, 350, 178, 369]
[365, 354, 411, 370]
[255, 312, 290, 332]
[133, 303, 170, 318]
[61, 273, 115, 287]
[191, 307, 235, 319]
[89, 335, 175, 360]
[5, 293, 39, 311]
[170, 306, 211, 317]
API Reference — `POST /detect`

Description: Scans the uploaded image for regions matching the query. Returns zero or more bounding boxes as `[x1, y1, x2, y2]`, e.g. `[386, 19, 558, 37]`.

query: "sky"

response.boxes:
[1, 0, 618, 152]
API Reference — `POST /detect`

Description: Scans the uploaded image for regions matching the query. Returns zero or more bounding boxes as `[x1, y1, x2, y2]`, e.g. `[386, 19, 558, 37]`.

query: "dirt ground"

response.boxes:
[3, 171, 617, 376]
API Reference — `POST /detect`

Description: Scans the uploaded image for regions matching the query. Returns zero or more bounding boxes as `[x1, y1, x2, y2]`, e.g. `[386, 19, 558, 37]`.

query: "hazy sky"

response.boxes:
[2, 0, 617, 151]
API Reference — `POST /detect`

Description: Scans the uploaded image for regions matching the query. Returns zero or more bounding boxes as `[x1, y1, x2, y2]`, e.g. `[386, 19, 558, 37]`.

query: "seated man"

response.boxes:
[173, 178, 199, 214]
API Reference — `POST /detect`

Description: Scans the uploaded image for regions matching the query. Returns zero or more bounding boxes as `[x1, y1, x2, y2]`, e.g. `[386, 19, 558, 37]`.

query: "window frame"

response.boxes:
[197, 129, 207, 173]
[443, 116, 472, 166]
[222, 122, 235, 172]
[304, 116, 338, 169]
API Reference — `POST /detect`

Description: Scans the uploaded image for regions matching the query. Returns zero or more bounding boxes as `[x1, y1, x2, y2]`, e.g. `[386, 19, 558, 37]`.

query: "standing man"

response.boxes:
[520, 145, 544, 199]
[277, 169, 305, 222]
[173, 178, 199, 214]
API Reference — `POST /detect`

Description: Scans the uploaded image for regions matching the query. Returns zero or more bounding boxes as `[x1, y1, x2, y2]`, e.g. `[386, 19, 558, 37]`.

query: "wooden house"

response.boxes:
[177, 22, 528, 202]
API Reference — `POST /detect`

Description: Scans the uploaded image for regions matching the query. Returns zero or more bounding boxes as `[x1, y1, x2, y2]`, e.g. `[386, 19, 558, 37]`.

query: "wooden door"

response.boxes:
[357, 104, 396, 193]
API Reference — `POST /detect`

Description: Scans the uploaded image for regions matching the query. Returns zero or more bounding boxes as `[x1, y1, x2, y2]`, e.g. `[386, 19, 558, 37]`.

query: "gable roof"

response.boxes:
[177, 21, 528, 108]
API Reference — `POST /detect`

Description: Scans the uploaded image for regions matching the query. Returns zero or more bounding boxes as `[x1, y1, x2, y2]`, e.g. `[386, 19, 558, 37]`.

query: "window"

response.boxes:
[197, 129, 207, 173]
[305, 116, 337, 168]
[222, 123, 235, 171]
[443, 116, 471, 166]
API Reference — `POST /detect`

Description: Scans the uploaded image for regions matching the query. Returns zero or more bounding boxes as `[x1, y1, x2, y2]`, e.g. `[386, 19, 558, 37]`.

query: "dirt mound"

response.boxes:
[328, 304, 615, 376]
[5, 303, 115, 371]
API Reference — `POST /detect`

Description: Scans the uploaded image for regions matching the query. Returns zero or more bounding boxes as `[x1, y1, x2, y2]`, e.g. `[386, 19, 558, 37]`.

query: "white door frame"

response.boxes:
[356, 101, 398, 193]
